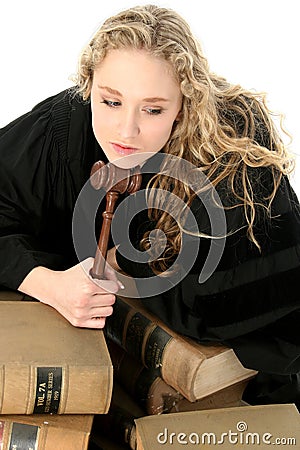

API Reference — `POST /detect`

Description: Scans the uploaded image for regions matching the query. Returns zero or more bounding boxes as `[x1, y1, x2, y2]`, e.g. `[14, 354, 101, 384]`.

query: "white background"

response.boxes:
[1, 0, 299, 195]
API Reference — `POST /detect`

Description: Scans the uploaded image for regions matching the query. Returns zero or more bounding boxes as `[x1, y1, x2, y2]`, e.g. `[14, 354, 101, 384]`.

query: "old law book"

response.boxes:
[0, 301, 113, 414]
[135, 404, 300, 450]
[108, 339, 247, 415]
[107, 338, 179, 415]
[0, 414, 93, 450]
[168, 381, 249, 413]
[106, 296, 257, 402]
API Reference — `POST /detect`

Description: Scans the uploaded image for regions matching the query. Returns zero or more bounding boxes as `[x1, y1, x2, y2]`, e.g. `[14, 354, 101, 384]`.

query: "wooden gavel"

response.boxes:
[89, 161, 142, 279]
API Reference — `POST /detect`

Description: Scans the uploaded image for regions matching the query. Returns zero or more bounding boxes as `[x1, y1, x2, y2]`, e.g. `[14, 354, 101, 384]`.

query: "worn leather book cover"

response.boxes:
[135, 404, 300, 450]
[106, 296, 256, 402]
[0, 301, 113, 414]
[108, 339, 248, 415]
[0, 414, 93, 450]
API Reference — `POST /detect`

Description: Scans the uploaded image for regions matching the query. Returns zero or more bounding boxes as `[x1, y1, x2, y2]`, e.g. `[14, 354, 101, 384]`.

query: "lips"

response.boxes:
[111, 142, 138, 156]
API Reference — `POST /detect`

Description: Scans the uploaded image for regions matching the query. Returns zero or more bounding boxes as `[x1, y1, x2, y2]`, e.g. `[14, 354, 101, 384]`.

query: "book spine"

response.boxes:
[109, 340, 248, 414]
[1, 364, 112, 415]
[33, 366, 62, 414]
[106, 297, 257, 402]
[106, 299, 172, 370]
[108, 339, 157, 401]
[106, 297, 202, 401]
[1, 365, 63, 415]
[0, 417, 92, 450]
[1, 420, 39, 449]
[108, 339, 183, 415]
[1, 301, 113, 415]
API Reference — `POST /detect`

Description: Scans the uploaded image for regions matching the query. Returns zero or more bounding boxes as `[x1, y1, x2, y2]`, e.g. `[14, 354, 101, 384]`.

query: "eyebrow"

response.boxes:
[98, 85, 170, 103]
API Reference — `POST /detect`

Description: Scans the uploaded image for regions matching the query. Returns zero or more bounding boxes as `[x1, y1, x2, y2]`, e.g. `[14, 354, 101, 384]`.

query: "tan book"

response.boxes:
[135, 404, 300, 450]
[108, 339, 247, 415]
[107, 339, 169, 414]
[106, 296, 257, 402]
[0, 300, 113, 414]
[0, 414, 93, 450]
[168, 381, 249, 413]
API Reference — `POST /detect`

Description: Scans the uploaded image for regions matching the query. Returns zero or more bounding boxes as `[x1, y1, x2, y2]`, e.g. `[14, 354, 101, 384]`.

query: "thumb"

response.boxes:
[91, 278, 120, 294]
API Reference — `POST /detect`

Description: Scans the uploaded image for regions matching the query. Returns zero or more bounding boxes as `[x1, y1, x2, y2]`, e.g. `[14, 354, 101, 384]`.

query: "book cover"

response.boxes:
[106, 296, 256, 401]
[0, 301, 113, 414]
[135, 404, 300, 449]
[0, 414, 93, 450]
[108, 339, 247, 415]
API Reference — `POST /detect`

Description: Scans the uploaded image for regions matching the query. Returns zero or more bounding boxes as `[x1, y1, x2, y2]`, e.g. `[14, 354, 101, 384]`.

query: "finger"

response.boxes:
[104, 269, 125, 291]
[103, 263, 119, 281]
[89, 293, 116, 307]
[87, 317, 107, 329]
[80, 257, 116, 282]
[68, 315, 107, 329]
[90, 305, 114, 318]
[104, 262, 125, 290]
[117, 280, 125, 290]
[90, 278, 120, 294]
[80, 257, 123, 293]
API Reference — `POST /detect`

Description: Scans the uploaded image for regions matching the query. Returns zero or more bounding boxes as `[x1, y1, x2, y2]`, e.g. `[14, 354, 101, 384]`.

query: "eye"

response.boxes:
[145, 108, 163, 115]
[101, 99, 121, 108]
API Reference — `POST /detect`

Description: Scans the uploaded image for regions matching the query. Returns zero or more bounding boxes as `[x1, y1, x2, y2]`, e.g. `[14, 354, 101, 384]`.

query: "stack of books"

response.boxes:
[105, 296, 257, 411]
[0, 294, 113, 449]
[1, 293, 299, 449]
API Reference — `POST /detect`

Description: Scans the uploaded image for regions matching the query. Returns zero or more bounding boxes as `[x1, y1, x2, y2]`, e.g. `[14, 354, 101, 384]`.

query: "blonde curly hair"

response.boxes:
[74, 4, 294, 273]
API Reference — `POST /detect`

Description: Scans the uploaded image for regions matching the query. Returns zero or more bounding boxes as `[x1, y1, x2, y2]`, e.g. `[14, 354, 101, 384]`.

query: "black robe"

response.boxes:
[1, 89, 299, 408]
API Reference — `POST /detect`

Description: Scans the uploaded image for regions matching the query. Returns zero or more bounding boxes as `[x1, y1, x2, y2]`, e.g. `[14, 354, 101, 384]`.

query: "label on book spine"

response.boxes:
[9, 422, 39, 450]
[106, 300, 132, 346]
[125, 312, 151, 358]
[33, 367, 62, 413]
[144, 326, 172, 371]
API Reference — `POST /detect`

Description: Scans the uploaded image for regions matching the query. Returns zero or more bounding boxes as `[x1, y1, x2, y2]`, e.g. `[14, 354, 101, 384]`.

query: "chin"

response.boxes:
[109, 152, 157, 170]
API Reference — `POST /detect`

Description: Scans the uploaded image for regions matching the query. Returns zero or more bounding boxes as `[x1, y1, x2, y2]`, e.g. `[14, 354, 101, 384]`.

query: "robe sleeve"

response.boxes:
[0, 91, 78, 289]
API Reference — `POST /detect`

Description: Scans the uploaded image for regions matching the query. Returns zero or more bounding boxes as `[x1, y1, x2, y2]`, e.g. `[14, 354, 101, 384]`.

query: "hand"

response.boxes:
[18, 257, 123, 329]
[106, 246, 140, 298]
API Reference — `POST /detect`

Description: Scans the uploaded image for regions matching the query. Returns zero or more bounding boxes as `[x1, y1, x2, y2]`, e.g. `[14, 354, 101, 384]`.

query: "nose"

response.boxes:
[117, 108, 140, 139]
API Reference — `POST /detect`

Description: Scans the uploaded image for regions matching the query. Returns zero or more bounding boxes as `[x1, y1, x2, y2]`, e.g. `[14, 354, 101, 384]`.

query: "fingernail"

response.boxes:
[118, 282, 125, 290]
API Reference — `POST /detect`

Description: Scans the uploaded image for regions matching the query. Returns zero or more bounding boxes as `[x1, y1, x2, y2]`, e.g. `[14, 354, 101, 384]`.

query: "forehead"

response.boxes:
[93, 48, 180, 97]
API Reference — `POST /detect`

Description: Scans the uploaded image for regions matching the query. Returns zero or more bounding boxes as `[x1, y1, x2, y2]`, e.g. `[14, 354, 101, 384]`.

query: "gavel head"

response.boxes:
[90, 161, 142, 194]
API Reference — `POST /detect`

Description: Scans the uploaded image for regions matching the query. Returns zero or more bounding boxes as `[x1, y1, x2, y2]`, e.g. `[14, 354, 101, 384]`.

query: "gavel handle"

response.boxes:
[90, 191, 119, 280]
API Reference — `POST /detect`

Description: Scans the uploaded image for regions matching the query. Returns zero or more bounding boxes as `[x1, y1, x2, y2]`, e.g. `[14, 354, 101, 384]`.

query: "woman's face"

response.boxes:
[91, 48, 182, 168]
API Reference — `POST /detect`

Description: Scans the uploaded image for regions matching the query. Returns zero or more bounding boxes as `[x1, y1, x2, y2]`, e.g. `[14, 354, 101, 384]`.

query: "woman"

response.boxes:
[0, 5, 299, 407]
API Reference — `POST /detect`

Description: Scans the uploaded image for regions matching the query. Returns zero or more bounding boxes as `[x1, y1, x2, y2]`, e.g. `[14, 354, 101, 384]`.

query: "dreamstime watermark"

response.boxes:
[72, 153, 227, 297]
[156, 421, 297, 446]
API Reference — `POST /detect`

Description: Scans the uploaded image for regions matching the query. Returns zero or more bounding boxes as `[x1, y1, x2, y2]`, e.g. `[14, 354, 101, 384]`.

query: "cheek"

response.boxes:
[91, 108, 110, 142]
[153, 119, 175, 145]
